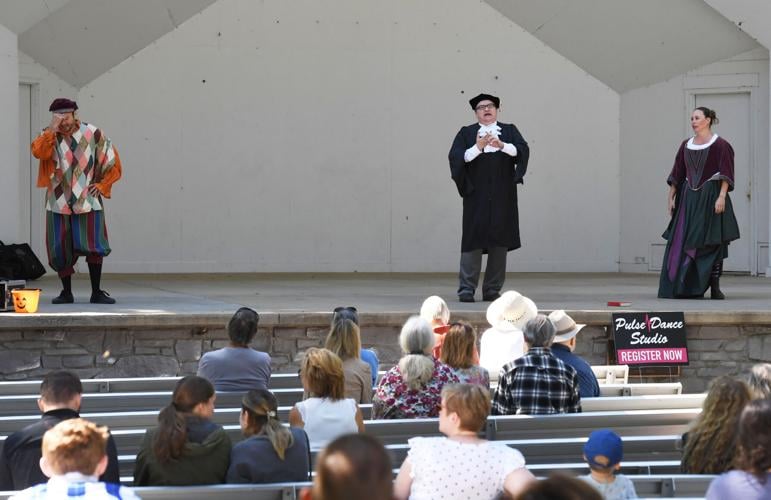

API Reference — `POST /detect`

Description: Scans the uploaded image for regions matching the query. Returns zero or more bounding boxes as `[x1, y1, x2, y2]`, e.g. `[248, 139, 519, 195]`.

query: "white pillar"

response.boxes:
[767, 63, 771, 277]
[0, 25, 20, 243]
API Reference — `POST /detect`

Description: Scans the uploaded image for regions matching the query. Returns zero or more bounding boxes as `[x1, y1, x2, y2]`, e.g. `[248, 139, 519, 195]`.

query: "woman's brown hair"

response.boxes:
[152, 376, 214, 463]
[681, 376, 750, 474]
[735, 398, 771, 484]
[325, 319, 361, 361]
[442, 383, 490, 432]
[440, 321, 477, 369]
[301, 348, 345, 400]
[242, 389, 294, 460]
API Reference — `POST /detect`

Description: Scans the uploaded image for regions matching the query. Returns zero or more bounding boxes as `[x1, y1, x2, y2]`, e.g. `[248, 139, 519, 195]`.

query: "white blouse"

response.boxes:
[406, 437, 526, 500]
[294, 397, 358, 449]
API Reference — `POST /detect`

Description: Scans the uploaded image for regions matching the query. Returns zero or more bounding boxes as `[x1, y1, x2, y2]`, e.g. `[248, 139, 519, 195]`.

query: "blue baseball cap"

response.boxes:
[584, 429, 623, 468]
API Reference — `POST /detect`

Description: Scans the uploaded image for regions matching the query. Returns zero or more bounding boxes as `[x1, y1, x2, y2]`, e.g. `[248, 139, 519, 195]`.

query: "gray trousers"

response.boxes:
[458, 247, 508, 297]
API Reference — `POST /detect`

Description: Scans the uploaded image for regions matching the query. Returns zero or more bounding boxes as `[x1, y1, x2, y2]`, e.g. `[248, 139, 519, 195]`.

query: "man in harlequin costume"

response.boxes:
[31, 98, 122, 304]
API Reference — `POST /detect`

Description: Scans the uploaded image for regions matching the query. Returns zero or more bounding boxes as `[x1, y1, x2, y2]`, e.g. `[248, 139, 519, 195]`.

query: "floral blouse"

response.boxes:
[372, 357, 459, 419]
[451, 365, 490, 390]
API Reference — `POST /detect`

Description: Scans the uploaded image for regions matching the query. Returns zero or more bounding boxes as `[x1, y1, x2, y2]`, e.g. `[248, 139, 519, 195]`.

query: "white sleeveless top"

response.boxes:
[294, 397, 358, 449]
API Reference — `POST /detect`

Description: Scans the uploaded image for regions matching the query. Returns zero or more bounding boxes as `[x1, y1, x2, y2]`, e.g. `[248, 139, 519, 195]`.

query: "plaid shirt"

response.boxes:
[491, 347, 582, 415]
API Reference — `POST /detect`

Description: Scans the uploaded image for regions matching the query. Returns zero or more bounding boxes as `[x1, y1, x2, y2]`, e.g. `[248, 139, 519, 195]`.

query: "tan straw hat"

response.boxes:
[549, 309, 586, 342]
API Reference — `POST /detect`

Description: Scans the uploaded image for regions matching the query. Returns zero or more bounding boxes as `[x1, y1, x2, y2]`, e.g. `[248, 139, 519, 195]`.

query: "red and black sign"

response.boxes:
[612, 312, 688, 366]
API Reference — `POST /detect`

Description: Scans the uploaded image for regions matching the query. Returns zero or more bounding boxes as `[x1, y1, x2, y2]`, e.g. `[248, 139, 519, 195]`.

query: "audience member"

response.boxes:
[681, 375, 750, 474]
[747, 363, 771, 399]
[197, 307, 271, 392]
[325, 319, 372, 403]
[373, 316, 459, 419]
[548, 310, 600, 398]
[289, 348, 364, 448]
[332, 306, 379, 386]
[706, 398, 771, 500]
[9, 419, 138, 500]
[227, 389, 310, 484]
[479, 290, 537, 382]
[579, 429, 638, 499]
[394, 384, 535, 499]
[419, 295, 451, 358]
[300, 434, 393, 500]
[515, 473, 602, 500]
[492, 314, 581, 415]
[0, 370, 119, 490]
[133, 376, 231, 485]
[440, 321, 490, 389]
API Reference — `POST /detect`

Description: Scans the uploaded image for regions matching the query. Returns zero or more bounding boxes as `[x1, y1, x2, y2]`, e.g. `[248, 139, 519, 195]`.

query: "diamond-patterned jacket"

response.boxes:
[32, 122, 122, 214]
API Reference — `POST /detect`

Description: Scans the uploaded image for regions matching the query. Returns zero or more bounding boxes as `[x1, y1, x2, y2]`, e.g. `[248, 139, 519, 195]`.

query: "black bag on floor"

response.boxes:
[0, 241, 46, 280]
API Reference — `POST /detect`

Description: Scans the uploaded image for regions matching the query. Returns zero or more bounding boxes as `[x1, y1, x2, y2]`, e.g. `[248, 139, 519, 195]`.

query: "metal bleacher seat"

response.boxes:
[599, 382, 682, 397]
[0, 475, 716, 500]
[591, 364, 630, 384]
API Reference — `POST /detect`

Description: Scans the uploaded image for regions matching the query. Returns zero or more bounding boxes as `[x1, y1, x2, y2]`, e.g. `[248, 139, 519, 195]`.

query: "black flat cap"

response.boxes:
[469, 93, 500, 110]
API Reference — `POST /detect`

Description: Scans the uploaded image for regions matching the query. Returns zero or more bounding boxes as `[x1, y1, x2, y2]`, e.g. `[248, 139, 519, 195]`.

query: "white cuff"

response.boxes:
[502, 143, 517, 157]
[464, 145, 482, 162]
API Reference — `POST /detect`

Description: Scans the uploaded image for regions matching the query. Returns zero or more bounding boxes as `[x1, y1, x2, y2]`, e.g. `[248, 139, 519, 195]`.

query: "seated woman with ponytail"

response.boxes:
[227, 389, 311, 483]
[373, 316, 459, 419]
[133, 376, 231, 485]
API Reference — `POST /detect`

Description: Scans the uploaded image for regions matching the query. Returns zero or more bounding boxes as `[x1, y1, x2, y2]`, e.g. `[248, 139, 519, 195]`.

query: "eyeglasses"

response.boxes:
[474, 103, 496, 111]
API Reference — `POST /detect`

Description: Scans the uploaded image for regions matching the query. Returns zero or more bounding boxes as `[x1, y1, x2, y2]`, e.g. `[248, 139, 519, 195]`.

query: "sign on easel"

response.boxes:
[612, 312, 688, 365]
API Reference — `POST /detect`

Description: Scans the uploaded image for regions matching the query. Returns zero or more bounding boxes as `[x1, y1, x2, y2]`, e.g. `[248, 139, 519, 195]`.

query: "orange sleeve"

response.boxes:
[93, 148, 122, 199]
[32, 130, 57, 188]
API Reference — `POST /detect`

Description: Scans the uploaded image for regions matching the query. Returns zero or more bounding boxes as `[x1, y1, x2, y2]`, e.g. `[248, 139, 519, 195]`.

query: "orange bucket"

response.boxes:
[12, 289, 41, 313]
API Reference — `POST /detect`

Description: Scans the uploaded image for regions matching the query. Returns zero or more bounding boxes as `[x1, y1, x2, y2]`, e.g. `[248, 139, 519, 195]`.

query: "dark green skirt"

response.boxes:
[658, 181, 740, 298]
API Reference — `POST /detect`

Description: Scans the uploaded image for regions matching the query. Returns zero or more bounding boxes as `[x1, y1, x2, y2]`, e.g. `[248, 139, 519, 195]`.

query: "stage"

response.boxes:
[3, 272, 771, 316]
[1, 272, 770, 392]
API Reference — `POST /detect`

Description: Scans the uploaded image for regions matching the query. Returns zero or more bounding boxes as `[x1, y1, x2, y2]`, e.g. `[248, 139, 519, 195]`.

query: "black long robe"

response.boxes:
[448, 122, 529, 253]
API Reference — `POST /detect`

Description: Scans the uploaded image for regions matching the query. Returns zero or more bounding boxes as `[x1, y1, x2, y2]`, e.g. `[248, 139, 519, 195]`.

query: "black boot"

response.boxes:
[88, 263, 116, 304]
[52, 276, 74, 304]
[710, 276, 725, 300]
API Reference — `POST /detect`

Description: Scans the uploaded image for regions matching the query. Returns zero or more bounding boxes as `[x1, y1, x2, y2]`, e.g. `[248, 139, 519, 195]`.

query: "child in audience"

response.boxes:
[9, 418, 139, 500]
[580, 429, 637, 499]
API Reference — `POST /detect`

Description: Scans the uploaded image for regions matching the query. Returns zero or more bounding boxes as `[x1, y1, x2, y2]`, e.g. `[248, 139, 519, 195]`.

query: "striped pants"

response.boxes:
[46, 210, 111, 278]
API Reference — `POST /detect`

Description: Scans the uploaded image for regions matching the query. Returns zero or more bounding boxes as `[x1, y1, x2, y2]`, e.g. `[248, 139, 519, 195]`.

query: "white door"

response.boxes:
[694, 93, 752, 273]
[18, 84, 46, 261]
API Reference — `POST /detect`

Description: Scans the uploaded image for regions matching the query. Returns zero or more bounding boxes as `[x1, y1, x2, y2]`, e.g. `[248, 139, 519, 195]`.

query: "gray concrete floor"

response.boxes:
[6, 272, 770, 316]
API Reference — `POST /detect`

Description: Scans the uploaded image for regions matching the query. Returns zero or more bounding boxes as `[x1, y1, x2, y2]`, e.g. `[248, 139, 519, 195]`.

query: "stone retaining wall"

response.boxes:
[1, 313, 770, 393]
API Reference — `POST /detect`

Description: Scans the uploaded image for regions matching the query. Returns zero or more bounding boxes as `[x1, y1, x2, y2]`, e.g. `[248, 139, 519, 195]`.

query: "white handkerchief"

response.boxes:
[478, 124, 502, 152]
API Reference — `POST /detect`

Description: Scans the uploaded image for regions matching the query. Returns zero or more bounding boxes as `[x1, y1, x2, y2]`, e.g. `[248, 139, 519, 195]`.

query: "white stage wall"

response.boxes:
[0, 25, 20, 244]
[77, 0, 620, 273]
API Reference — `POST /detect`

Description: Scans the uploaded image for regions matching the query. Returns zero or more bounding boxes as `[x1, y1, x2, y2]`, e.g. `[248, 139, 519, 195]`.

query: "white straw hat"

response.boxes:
[486, 290, 537, 331]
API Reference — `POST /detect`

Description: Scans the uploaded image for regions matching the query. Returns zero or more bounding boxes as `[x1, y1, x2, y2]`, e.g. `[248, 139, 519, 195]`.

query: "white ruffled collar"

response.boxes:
[687, 133, 718, 150]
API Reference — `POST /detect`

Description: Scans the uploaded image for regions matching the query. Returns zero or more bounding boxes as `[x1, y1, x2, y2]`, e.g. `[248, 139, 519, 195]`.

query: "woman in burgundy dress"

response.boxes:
[658, 107, 740, 299]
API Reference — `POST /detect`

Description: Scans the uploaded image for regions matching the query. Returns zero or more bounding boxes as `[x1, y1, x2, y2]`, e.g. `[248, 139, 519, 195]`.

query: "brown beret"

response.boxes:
[49, 98, 78, 113]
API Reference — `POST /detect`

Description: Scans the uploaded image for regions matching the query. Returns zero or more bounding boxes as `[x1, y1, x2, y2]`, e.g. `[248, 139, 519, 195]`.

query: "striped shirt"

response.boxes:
[491, 347, 582, 415]
[9, 473, 140, 500]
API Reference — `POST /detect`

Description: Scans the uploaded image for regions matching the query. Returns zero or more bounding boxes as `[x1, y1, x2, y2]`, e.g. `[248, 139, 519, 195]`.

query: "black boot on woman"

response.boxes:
[710, 260, 725, 300]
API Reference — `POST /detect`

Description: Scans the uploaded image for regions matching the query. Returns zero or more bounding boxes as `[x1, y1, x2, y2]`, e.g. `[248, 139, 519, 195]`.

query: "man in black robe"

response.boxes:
[448, 93, 529, 302]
